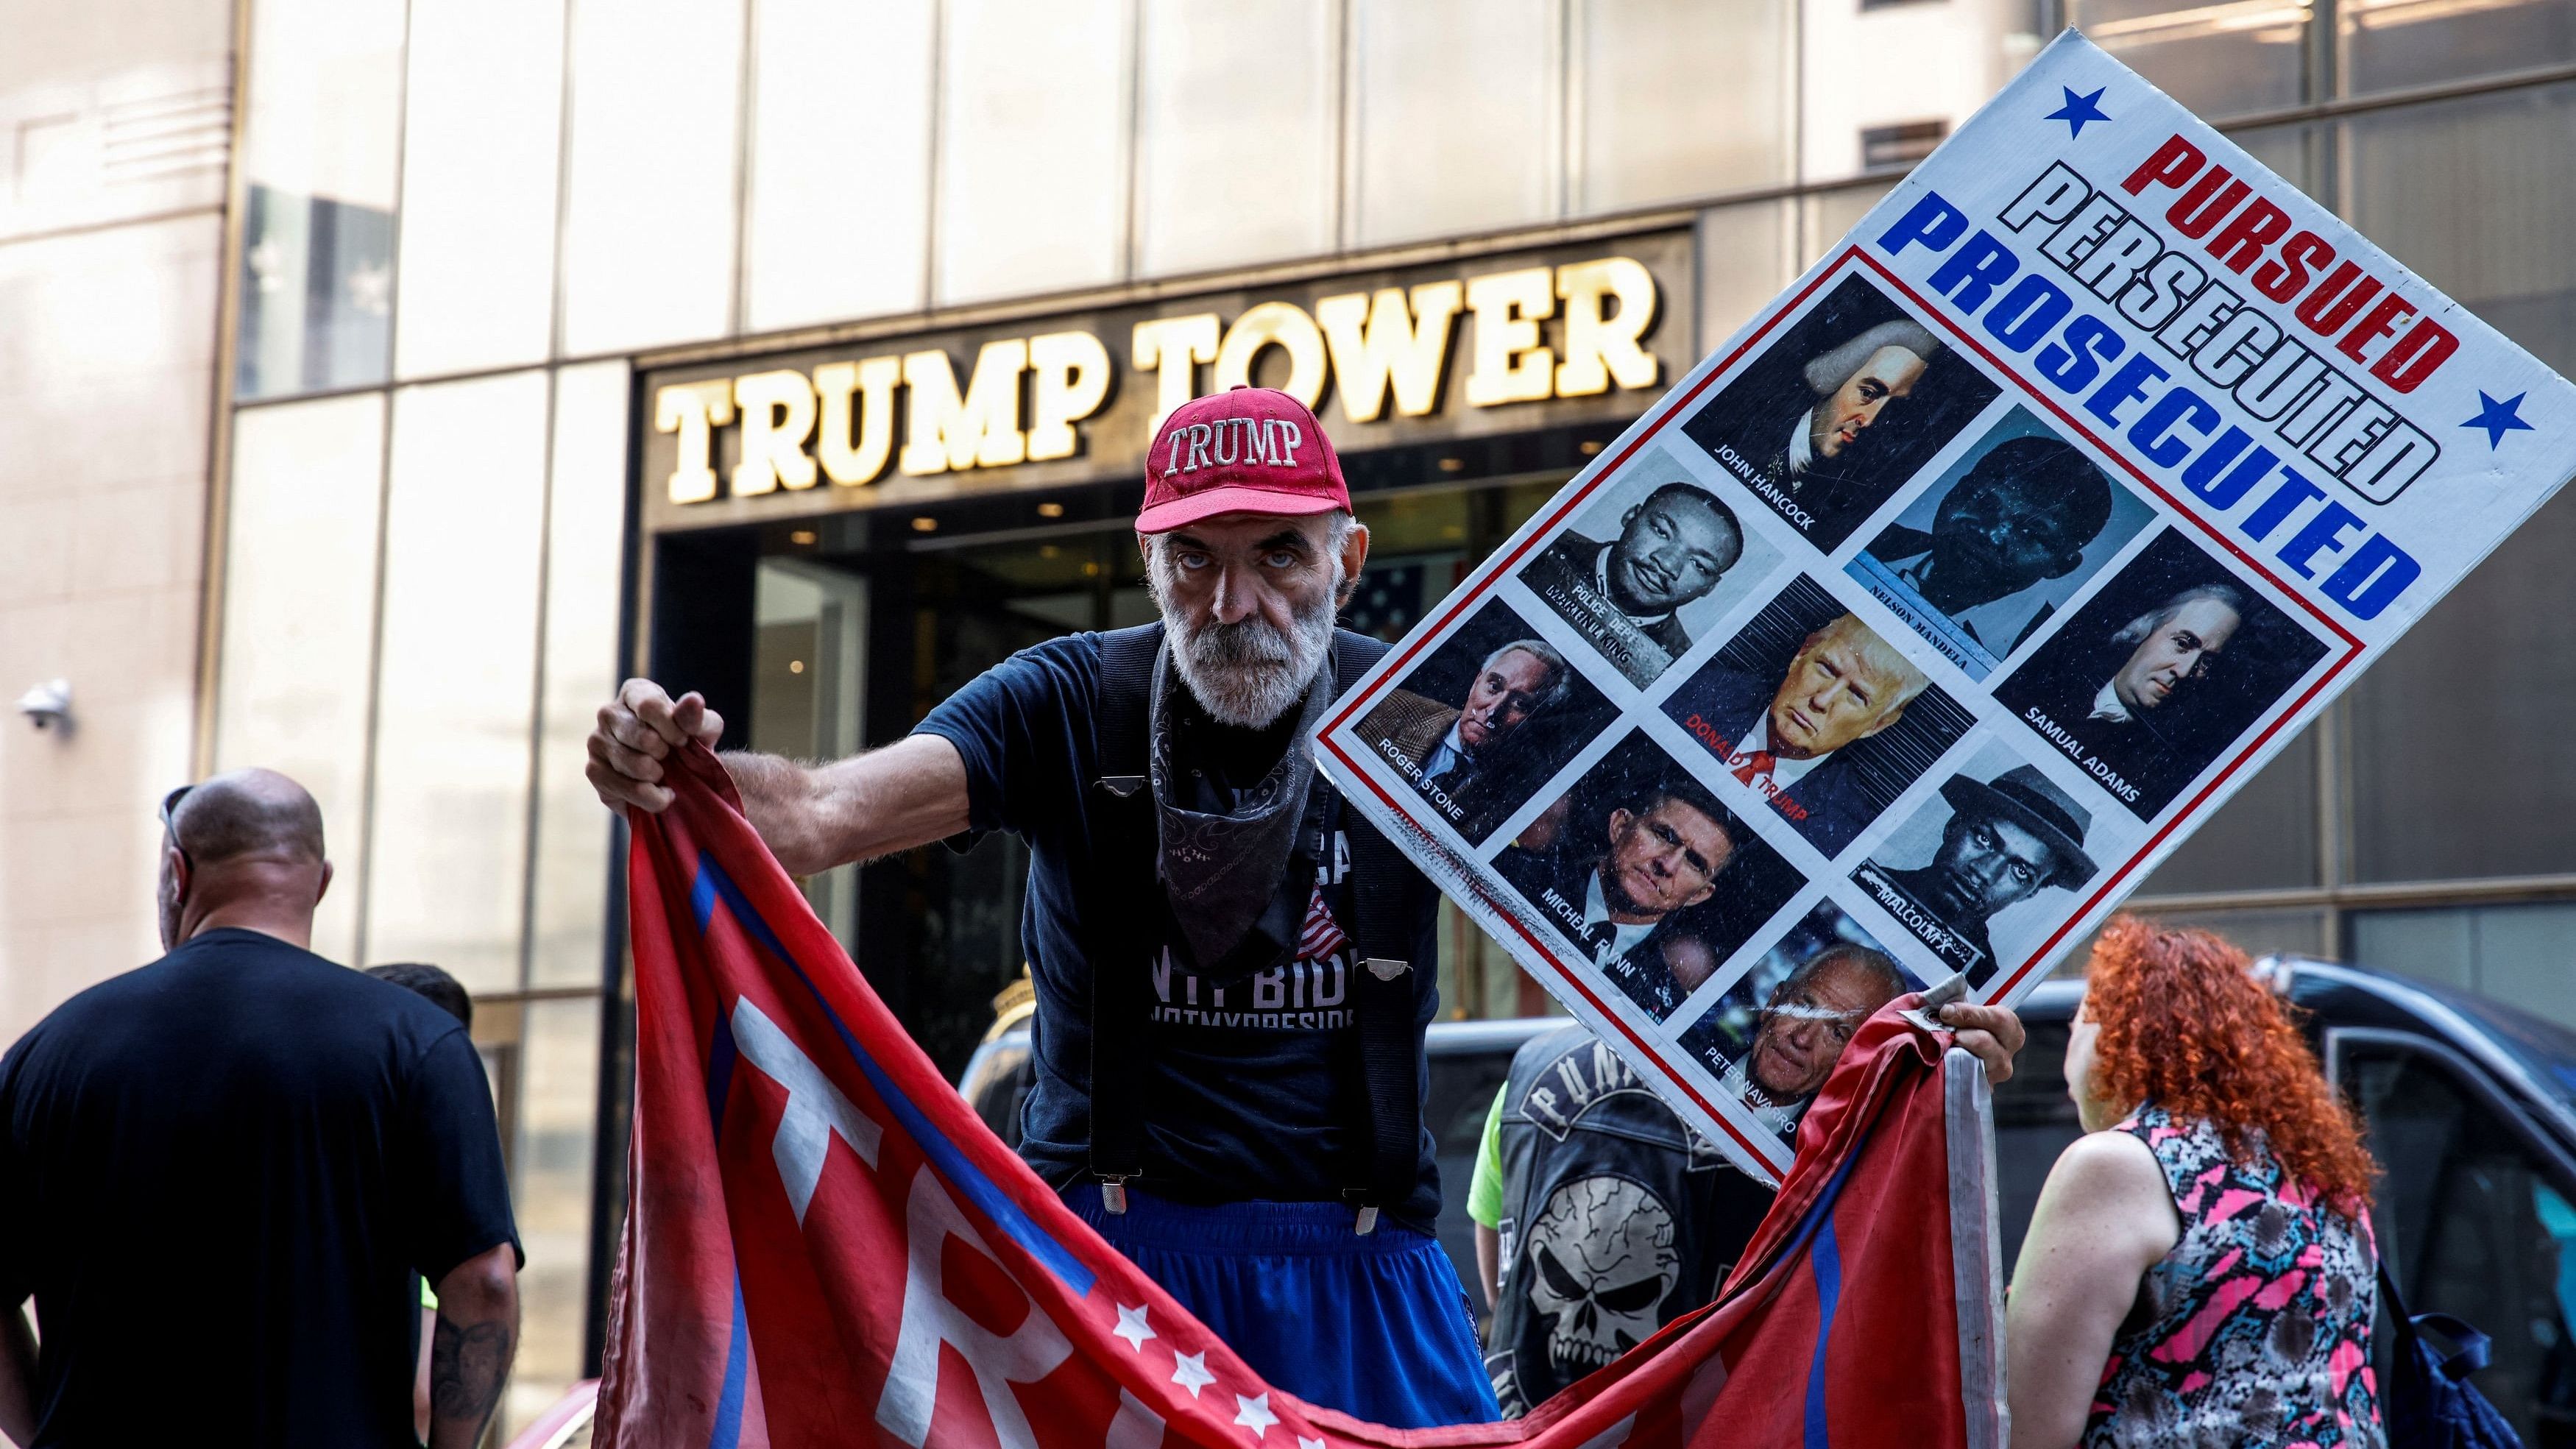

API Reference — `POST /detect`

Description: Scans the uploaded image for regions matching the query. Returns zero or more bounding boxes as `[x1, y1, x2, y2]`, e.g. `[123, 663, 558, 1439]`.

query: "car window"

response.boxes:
[2341, 1039, 2576, 1446]
[1989, 1018, 2082, 1271]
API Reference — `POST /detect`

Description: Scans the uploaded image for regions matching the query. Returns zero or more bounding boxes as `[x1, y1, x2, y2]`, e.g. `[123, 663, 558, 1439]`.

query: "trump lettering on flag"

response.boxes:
[594, 742, 1996, 1448]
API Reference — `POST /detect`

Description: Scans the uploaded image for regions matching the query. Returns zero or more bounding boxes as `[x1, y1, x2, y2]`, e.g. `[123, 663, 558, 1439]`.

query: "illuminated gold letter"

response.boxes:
[1131, 313, 1220, 436]
[1026, 331, 1111, 461]
[1211, 302, 1328, 408]
[731, 369, 819, 496]
[654, 379, 736, 504]
[900, 341, 1029, 475]
[1554, 258, 1659, 397]
[813, 355, 901, 486]
[1315, 280, 1462, 422]
[1464, 268, 1556, 407]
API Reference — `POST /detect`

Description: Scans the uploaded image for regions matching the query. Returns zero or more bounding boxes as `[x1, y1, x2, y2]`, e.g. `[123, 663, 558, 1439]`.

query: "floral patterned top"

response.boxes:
[2084, 1105, 2383, 1448]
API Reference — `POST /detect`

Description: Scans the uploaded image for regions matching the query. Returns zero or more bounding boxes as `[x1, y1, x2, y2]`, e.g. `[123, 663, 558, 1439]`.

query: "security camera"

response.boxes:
[16, 679, 71, 733]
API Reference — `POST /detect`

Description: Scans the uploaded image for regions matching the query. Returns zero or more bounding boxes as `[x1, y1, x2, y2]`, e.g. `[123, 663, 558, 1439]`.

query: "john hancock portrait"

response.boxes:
[1850, 744, 2103, 991]
[1677, 901, 1919, 1147]
[1351, 599, 1618, 844]
[1682, 273, 2001, 551]
[1660, 575, 1975, 859]
[1846, 408, 2154, 680]
[1492, 733, 1803, 1022]
[1513, 445, 1780, 689]
[1994, 527, 2329, 820]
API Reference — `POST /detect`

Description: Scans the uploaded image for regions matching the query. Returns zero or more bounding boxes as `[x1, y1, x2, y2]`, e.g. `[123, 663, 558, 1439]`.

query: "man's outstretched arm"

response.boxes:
[588, 679, 971, 875]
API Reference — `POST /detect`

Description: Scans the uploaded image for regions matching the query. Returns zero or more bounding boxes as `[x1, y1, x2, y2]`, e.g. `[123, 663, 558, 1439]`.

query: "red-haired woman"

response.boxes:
[2008, 917, 2382, 1448]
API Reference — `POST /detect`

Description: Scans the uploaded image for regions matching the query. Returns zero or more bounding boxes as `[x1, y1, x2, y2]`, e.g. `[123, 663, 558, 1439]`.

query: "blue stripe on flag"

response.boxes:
[691, 857, 1098, 1296]
[705, 1010, 739, 1141]
[1802, 1215, 1844, 1449]
[708, 1272, 749, 1449]
[691, 866, 719, 932]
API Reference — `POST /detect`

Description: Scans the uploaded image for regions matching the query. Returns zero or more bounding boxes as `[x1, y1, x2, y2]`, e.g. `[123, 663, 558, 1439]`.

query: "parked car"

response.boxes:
[959, 957, 2576, 1445]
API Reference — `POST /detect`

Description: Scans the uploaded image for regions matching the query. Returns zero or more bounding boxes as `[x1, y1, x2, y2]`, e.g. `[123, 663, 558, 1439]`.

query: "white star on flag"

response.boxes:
[1171, 1350, 1217, 1398]
[1234, 1392, 1278, 1437]
[1113, 1303, 1156, 1352]
[1299, 1436, 1328, 1449]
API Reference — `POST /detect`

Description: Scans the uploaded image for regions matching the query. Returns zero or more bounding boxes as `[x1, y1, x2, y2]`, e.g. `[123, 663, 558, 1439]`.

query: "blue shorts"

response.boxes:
[1067, 1188, 1500, 1429]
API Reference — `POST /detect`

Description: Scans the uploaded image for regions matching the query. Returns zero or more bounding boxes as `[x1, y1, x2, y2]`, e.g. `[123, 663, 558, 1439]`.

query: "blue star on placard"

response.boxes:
[2463, 391, 2533, 449]
[2048, 86, 2111, 138]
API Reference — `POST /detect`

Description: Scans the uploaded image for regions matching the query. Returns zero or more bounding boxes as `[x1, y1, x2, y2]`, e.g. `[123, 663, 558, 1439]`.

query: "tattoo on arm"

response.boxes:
[429, 1316, 513, 1431]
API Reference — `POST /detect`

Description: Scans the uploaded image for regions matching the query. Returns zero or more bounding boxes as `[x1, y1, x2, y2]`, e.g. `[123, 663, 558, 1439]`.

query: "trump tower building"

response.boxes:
[2, 0, 2575, 1433]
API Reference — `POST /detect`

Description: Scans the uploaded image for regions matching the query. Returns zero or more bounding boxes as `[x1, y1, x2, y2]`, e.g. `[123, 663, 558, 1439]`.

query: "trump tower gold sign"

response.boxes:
[1317, 31, 2576, 1183]
[639, 236, 1694, 527]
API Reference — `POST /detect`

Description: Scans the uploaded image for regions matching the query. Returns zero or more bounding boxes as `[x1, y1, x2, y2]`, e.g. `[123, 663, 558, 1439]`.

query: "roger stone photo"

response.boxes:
[1518, 481, 1744, 687]
[1852, 765, 2098, 989]
[1356, 637, 1573, 840]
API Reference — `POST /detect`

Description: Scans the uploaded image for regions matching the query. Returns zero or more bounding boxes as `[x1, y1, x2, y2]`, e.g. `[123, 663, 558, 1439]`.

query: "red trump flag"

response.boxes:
[594, 743, 1995, 1449]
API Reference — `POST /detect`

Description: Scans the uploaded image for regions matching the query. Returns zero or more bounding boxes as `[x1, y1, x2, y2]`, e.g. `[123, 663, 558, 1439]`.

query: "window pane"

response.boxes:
[365, 372, 549, 990]
[1698, 199, 1794, 354]
[1133, 0, 1337, 276]
[2123, 904, 2326, 961]
[392, 0, 565, 378]
[235, 0, 404, 398]
[1576, 0, 1790, 209]
[2342, 1045, 2576, 1446]
[2065, 0, 2310, 119]
[2340, 79, 2576, 375]
[743, 0, 933, 330]
[500, 995, 601, 1441]
[2349, 489, 2576, 883]
[529, 362, 629, 988]
[214, 393, 386, 963]
[1799, 179, 1895, 269]
[2341, 0, 2576, 96]
[1350, 0, 1559, 246]
[559, 0, 743, 355]
[2135, 723, 2319, 894]
[2350, 902, 2576, 1031]
[935, 0, 1128, 305]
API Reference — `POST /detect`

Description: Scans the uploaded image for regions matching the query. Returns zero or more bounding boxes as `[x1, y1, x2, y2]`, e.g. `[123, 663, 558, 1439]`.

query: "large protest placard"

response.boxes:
[1317, 29, 2576, 1182]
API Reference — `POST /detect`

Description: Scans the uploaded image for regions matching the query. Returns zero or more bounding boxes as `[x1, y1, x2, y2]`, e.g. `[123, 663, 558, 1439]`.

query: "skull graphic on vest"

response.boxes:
[1523, 1175, 1680, 1373]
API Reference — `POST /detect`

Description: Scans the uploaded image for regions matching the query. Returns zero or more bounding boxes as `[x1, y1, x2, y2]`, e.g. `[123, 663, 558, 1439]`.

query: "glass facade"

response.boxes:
[201, 0, 2576, 1429]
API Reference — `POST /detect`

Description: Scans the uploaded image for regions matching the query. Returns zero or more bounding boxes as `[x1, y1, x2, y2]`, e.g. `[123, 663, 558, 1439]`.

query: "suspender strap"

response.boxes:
[1327, 631, 1421, 1227]
[1086, 623, 1164, 1207]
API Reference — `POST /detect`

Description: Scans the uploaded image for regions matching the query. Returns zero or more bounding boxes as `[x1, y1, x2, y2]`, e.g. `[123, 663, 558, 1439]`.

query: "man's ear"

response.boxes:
[1334, 520, 1370, 607]
[164, 847, 190, 902]
[2044, 549, 2087, 580]
[315, 859, 335, 907]
[1680, 881, 1717, 910]
[1606, 807, 1636, 840]
[1620, 503, 1643, 531]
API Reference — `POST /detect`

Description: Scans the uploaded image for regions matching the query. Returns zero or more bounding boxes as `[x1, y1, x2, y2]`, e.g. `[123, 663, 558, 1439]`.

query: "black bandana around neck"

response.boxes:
[1147, 635, 1331, 974]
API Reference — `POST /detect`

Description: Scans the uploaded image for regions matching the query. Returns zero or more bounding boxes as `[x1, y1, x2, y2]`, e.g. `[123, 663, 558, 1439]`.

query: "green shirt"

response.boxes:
[1467, 1083, 1508, 1229]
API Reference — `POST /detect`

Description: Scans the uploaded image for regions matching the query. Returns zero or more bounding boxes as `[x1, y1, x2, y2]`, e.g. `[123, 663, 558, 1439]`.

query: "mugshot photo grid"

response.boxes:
[1483, 731, 1807, 1025]
[1680, 270, 2003, 553]
[1994, 526, 2330, 821]
[1349, 598, 1622, 847]
[1511, 444, 1785, 691]
[1846, 406, 2159, 681]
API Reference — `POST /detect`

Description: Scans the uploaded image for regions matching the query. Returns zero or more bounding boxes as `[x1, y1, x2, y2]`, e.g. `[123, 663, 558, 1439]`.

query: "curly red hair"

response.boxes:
[2085, 915, 2377, 1214]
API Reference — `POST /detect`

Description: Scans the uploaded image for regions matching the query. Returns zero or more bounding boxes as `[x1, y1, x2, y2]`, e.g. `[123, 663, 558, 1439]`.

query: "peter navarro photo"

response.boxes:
[1681, 273, 2000, 550]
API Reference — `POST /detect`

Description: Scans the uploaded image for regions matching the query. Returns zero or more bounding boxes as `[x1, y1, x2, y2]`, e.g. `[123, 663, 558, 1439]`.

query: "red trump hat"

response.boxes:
[1136, 386, 1348, 534]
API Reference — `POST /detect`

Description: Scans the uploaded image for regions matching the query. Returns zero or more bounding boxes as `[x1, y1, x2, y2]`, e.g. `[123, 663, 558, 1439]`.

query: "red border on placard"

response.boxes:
[1320, 241, 2369, 1110]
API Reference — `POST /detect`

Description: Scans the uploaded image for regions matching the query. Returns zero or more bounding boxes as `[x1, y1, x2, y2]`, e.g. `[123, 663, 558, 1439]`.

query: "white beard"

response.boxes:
[1145, 550, 1340, 729]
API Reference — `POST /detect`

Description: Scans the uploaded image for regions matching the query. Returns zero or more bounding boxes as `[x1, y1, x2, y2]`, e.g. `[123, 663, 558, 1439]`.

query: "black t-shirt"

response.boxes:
[915, 632, 1444, 1227]
[1486, 1025, 1775, 1417]
[0, 928, 522, 1448]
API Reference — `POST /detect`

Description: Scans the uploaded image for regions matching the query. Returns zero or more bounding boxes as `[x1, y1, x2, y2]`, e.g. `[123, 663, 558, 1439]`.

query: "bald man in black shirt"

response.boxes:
[0, 769, 523, 1449]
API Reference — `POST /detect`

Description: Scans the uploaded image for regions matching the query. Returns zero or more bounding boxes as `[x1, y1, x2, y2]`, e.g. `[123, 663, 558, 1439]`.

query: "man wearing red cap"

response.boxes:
[590, 387, 1499, 1425]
